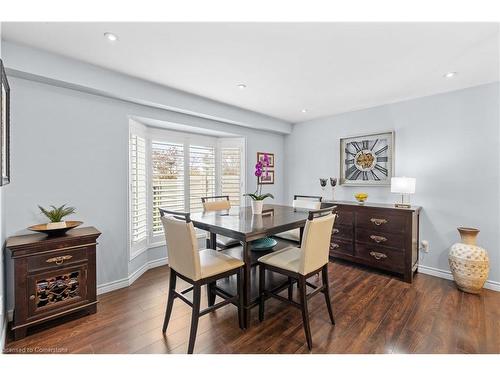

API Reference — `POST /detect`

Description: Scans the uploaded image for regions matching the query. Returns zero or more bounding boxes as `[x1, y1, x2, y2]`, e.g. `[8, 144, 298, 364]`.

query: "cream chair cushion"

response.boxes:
[260, 213, 336, 275]
[199, 249, 244, 279]
[258, 246, 301, 273]
[274, 199, 322, 242]
[162, 216, 244, 281]
[203, 199, 231, 211]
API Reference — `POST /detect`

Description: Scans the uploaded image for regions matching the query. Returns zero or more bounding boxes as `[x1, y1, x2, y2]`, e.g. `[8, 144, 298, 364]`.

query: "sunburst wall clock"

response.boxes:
[339, 131, 394, 186]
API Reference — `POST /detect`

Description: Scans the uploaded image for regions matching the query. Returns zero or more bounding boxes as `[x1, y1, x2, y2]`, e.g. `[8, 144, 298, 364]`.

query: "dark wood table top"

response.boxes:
[190, 204, 310, 241]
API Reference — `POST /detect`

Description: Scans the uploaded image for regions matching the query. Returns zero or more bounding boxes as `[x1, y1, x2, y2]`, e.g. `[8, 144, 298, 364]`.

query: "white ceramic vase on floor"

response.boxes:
[448, 227, 489, 294]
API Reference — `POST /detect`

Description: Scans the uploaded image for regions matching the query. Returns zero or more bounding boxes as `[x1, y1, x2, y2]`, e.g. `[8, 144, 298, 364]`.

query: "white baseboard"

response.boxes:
[97, 256, 169, 295]
[418, 264, 500, 292]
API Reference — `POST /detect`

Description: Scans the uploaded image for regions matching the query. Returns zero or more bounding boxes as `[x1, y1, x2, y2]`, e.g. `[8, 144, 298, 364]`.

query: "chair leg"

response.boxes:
[298, 276, 313, 350]
[207, 282, 216, 307]
[258, 264, 266, 322]
[237, 267, 244, 329]
[288, 277, 294, 301]
[187, 284, 201, 354]
[322, 264, 335, 325]
[162, 269, 177, 333]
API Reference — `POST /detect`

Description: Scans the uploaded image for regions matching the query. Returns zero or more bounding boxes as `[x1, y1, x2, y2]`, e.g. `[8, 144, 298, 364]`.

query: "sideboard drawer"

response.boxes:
[27, 246, 89, 272]
[335, 210, 354, 226]
[356, 210, 406, 234]
[330, 238, 354, 256]
[355, 243, 404, 272]
[355, 228, 405, 250]
[332, 224, 353, 241]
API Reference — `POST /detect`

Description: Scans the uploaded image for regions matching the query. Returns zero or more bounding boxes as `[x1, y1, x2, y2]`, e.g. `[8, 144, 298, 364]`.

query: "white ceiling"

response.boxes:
[2, 22, 499, 123]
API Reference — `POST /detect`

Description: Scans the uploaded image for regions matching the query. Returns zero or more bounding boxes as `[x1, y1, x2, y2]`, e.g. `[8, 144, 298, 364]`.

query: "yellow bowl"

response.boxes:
[354, 193, 368, 203]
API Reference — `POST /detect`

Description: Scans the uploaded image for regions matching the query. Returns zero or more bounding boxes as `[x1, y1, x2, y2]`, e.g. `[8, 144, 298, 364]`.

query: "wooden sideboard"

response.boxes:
[6, 227, 101, 340]
[322, 201, 421, 283]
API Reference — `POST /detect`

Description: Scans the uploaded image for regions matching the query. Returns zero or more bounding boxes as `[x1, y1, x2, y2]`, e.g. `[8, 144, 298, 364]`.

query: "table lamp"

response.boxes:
[391, 177, 416, 208]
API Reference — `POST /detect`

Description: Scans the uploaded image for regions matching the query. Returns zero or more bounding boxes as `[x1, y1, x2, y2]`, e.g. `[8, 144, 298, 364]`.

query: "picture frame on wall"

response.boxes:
[258, 170, 274, 185]
[257, 152, 274, 168]
[0, 59, 10, 186]
[339, 130, 394, 186]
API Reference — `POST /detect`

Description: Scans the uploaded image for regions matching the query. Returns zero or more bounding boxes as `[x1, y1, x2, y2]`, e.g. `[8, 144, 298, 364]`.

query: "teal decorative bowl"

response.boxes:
[251, 237, 278, 251]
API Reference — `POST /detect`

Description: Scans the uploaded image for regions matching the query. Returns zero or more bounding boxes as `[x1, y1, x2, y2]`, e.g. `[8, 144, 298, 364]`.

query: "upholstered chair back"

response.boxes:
[161, 216, 201, 281]
[203, 199, 231, 212]
[293, 199, 322, 210]
[299, 213, 336, 275]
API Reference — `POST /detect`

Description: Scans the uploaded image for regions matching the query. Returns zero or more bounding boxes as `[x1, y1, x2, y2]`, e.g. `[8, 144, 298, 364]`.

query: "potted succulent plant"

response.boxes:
[244, 154, 274, 214]
[38, 204, 77, 229]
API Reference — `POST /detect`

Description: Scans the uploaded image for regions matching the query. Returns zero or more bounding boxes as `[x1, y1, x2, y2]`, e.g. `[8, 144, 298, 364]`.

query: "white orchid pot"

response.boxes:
[251, 200, 263, 215]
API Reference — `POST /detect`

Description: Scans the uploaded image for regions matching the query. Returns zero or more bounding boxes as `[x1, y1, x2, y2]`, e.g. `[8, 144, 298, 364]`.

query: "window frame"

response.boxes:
[128, 121, 246, 259]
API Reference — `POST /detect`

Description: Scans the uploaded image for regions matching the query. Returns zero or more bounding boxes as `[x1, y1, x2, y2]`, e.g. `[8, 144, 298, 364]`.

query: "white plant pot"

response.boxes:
[251, 200, 263, 215]
[46, 221, 67, 229]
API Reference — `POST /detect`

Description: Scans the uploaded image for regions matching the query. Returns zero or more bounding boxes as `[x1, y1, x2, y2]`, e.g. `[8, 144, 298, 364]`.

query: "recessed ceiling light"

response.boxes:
[301, 109, 308, 113]
[237, 84, 247, 89]
[443, 72, 457, 79]
[104, 32, 119, 42]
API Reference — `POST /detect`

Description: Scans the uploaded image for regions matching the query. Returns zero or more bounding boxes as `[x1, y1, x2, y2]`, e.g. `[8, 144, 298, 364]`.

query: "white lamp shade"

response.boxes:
[391, 177, 416, 194]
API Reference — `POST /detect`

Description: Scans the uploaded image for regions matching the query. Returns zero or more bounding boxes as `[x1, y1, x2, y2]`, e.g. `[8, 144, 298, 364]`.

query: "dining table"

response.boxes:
[190, 204, 314, 328]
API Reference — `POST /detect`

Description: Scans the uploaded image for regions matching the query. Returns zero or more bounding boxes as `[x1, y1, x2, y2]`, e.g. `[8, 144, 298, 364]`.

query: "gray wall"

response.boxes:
[4, 76, 286, 310]
[285, 83, 500, 284]
[0, 23, 6, 349]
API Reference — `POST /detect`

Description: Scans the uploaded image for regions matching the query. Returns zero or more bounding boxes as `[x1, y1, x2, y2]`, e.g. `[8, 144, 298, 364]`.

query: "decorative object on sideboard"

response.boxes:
[329, 177, 337, 201]
[0, 59, 11, 186]
[354, 192, 368, 204]
[339, 131, 394, 186]
[28, 204, 82, 236]
[391, 177, 416, 208]
[319, 178, 327, 199]
[449, 227, 489, 294]
[244, 157, 274, 215]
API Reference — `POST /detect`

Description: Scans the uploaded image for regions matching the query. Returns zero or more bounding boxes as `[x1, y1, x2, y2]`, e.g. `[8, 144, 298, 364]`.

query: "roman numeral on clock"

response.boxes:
[362, 140, 369, 149]
[362, 171, 368, 180]
[375, 145, 388, 155]
[350, 142, 361, 152]
[371, 170, 380, 181]
[345, 148, 356, 157]
[374, 164, 388, 176]
[345, 165, 357, 178]
[345, 159, 355, 165]
[370, 139, 378, 151]
[377, 156, 388, 162]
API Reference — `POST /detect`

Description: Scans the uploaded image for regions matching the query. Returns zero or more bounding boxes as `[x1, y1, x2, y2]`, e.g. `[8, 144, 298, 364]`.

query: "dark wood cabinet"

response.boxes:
[322, 201, 420, 283]
[6, 227, 101, 340]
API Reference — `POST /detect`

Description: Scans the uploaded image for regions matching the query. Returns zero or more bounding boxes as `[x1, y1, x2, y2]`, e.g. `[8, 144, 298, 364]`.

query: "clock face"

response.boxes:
[340, 132, 393, 185]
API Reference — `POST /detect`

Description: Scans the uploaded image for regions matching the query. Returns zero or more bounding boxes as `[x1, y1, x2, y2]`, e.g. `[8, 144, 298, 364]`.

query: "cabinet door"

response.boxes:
[27, 263, 88, 318]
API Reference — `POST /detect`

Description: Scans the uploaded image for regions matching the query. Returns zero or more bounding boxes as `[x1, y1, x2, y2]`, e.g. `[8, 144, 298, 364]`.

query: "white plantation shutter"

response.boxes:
[151, 141, 185, 235]
[220, 146, 242, 207]
[189, 145, 216, 213]
[130, 134, 147, 246]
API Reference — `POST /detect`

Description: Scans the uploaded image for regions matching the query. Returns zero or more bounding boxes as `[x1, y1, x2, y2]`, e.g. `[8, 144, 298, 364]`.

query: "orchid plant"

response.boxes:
[244, 153, 274, 201]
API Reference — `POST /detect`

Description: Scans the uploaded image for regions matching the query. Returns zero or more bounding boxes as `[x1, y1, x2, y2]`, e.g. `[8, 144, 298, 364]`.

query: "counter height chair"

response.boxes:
[159, 208, 245, 354]
[258, 207, 336, 350]
[201, 195, 240, 250]
[274, 195, 323, 243]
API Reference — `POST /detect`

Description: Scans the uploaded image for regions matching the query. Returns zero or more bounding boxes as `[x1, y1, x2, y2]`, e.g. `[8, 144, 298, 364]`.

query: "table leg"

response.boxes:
[242, 240, 251, 329]
[209, 233, 217, 250]
[207, 232, 218, 306]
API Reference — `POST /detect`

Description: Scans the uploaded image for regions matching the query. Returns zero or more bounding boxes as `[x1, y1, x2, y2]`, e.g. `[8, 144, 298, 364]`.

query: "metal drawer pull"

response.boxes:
[370, 235, 387, 243]
[370, 218, 388, 226]
[333, 228, 340, 234]
[332, 243, 340, 249]
[369, 251, 387, 260]
[46, 255, 73, 265]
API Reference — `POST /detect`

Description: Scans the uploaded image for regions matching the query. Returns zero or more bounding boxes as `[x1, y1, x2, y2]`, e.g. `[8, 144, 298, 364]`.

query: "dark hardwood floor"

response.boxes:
[4, 260, 500, 354]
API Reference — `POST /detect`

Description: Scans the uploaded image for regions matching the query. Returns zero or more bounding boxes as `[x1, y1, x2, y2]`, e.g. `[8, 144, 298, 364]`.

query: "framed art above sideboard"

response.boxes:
[339, 131, 394, 186]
